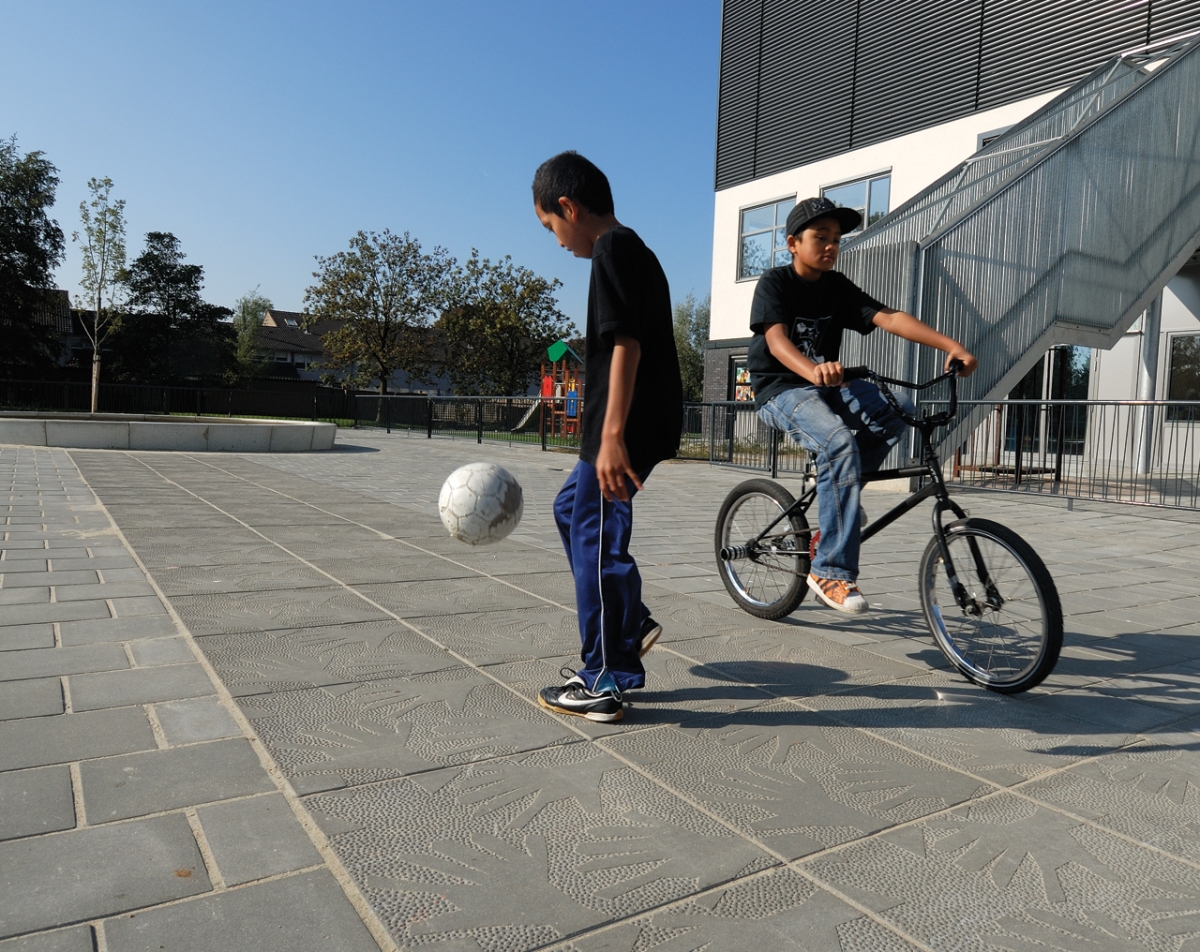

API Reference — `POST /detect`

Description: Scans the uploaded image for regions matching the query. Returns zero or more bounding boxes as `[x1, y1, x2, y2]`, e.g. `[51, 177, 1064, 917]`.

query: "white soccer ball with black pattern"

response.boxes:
[438, 463, 524, 545]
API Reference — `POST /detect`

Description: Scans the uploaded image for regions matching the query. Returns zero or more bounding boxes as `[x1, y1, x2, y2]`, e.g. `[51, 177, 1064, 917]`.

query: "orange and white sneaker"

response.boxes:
[807, 574, 869, 614]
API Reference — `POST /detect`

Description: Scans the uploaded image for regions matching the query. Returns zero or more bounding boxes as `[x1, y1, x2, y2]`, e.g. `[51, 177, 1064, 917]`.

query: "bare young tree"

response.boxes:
[73, 177, 126, 412]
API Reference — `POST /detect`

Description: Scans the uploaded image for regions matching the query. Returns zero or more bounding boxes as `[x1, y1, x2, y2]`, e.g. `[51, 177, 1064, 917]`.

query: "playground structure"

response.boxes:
[513, 339, 584, 438]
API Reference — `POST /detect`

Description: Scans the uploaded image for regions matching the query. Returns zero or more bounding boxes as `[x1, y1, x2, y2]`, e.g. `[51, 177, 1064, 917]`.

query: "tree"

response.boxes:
[436, 251, 572, 396]
[114, 231, 232, 380]
[304, 230, 453, 394]
[73, 177, 126, 411]
[674, 292, 710, 402]
[0, 136, 65, 375]
[231, 287, 272, 379]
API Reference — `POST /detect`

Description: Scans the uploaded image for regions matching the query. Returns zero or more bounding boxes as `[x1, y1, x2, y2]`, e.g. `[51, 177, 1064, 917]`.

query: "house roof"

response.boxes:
[258, 310, 343, 355]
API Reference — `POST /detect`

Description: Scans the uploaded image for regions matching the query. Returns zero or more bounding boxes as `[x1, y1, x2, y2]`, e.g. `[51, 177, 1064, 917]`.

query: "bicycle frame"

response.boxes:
[733, 363, 997, 617]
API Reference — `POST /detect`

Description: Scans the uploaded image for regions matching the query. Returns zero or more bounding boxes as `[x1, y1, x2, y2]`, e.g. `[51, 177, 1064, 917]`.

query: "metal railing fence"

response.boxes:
[0, 379, 357, 423]
[354, 394, 813, 475]
[930, 398, 1200, 509]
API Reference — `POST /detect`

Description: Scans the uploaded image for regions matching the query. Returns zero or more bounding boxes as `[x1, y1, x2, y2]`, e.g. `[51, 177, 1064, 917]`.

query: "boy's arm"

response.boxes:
[764, 324, 846, 386]
[595, 332, 642, 502]
[872, 308, 978, 376]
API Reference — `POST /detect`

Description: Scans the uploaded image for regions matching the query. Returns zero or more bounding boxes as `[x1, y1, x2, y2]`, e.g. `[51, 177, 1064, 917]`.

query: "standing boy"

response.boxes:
[532, 151, 682, 723]
[749, 197, 977, 614]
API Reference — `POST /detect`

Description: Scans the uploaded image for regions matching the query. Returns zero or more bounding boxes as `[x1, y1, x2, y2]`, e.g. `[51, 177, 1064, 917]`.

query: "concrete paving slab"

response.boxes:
[128, 637, 194, 667]
[79, 739, 273, 822]
[0, 813, 209, 939]
[53, 581, 155, 602]
[196, 622, 453, 697]
[0, 624, 58, 651]
[0, 925, 94, 951]
[0, 588, 50, 606]
[3, 570, 97, 588]
[152, 697, 241, 745]
[108, 596, 170, 617]
[68, 664, 214, 712]
[168, 587, 391, 636]
[305, 750, 777, 946]
[152, 562, 335, 596]
[1, 601, 111, 627]
[195, 793, 321, 885]
[0, 644, 128, 682]
[0, 766, 75, 841]
[58, 614, 179, 645]
[101, 871, 378, 952]
[0, 679, 64, 721]
[0, 707, 156, 771]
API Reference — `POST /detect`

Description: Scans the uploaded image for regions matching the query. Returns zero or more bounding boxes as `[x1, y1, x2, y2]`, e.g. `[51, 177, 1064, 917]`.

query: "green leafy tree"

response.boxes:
[0, 136, 65, 375]
[304, 230, 453, 394]
[436, 251, 572, 395]
[73, 177, 126, 410]
[113, 231, 232, 380]
[231, 287, 272, 379]
[673, 291, 710, 402]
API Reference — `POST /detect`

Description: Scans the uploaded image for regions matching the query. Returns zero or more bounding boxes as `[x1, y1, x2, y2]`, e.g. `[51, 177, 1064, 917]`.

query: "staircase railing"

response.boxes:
[836, 31, 1200, 453]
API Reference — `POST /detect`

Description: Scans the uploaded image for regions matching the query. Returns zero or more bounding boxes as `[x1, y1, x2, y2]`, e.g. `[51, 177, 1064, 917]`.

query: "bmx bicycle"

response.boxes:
[715, 362, 1063, 693]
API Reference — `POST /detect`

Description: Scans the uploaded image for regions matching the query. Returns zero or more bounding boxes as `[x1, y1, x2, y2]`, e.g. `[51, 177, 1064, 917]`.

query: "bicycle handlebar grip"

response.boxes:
[948, 358, 964, 376]
[842, 366, 870, 381]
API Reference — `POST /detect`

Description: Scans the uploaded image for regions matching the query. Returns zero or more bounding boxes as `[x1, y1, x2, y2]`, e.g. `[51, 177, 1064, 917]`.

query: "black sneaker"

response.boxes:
[638, 616, 663, 657]
[538, 672, 623, 722]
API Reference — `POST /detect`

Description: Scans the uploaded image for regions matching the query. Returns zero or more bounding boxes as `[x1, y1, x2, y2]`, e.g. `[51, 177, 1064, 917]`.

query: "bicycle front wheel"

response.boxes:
[715, 479, 811, 620]
[919, 518, 1062, 693]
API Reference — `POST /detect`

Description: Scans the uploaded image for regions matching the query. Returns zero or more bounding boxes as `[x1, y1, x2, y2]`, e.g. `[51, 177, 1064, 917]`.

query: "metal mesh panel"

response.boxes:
[715, 0, 763, 190]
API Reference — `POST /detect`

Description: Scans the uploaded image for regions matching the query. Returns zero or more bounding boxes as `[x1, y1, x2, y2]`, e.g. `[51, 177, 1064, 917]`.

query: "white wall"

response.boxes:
[709, 92, 1061, 343]
[1090, 264, 1200, 401]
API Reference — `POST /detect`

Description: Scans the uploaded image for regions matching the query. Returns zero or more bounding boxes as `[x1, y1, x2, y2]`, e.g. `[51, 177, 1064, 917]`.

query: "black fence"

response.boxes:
[354, 394, 812, 475]
[931, 398, 1200, 509]
[0, 379, 358, 424]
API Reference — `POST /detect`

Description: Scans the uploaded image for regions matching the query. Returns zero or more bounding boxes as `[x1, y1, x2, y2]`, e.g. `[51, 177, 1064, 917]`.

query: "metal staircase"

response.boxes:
[837, 31, 1200, 453]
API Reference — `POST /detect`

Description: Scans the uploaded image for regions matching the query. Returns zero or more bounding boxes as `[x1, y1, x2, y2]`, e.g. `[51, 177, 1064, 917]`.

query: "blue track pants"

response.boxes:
[553, 460, 653, 694]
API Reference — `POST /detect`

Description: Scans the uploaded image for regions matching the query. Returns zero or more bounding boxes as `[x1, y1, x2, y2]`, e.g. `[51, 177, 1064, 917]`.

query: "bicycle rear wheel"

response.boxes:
[715, 479, 811, 620]
[920, 518, 1062, 693]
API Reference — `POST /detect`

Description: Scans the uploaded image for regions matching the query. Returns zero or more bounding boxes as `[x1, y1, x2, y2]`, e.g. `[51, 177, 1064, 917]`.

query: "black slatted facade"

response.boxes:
[715, 0, 1200, 189]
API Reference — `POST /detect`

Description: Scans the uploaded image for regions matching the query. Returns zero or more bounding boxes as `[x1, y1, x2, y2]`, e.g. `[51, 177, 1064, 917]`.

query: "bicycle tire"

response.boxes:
[919, 518, 1062, 693]
[715, 479, 811, 620]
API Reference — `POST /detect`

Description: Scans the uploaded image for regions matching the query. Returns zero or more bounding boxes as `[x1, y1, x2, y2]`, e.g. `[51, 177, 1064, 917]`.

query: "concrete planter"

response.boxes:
[0, 412, 337, 452]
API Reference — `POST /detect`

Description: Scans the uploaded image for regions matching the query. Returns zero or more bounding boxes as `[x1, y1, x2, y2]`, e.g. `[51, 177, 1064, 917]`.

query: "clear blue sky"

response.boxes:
[1, 0, 721, 330]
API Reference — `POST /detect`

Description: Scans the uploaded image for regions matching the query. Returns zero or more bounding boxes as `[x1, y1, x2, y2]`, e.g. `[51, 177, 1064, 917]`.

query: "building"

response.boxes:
[706, 1, 1200, 416]
[258, 309, 334, 379]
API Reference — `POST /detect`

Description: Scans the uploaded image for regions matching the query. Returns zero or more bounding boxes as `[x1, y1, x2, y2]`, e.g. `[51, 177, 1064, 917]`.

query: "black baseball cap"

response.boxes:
[786, 197, 862, 237]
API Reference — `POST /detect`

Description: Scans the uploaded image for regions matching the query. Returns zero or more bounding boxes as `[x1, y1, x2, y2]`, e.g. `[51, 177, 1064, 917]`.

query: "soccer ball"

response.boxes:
[438, 463, 524, 545]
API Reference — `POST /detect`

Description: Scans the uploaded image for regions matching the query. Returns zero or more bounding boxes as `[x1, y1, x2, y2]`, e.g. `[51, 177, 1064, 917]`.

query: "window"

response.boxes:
[1168, 334, 1200, 422]
[284, 317, 299, 327]
[738, 197, 794, 280]
[821, 174, 890, 234]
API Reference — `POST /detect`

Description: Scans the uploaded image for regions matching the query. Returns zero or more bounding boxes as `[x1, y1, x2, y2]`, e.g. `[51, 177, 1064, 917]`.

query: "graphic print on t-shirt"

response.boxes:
[792, 314, 832, 363]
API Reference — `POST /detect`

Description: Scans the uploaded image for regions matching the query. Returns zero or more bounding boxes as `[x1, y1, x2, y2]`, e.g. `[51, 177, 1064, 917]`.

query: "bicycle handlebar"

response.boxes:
[841, 360, 964, 428]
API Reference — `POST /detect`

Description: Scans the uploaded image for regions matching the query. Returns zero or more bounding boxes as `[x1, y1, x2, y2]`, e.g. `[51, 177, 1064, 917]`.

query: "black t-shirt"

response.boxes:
[747, 266, 884, 409]
[581, 226, 682, 471]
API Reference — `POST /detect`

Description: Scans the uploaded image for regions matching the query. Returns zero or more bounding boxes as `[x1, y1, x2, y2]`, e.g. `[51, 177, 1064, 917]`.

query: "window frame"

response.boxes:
[735, 195, 796, 283]
[819, 170, 892, 236]
[1165, 331, 1200, 422]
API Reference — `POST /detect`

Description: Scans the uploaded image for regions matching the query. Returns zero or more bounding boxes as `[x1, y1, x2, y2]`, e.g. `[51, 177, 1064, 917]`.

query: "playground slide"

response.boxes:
[511, 401, 541, 433]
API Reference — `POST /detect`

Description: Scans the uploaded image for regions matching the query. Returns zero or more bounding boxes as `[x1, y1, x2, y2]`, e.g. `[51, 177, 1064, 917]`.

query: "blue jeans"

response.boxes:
[757, 380, 909, 581]
[553, 460, 655, 694]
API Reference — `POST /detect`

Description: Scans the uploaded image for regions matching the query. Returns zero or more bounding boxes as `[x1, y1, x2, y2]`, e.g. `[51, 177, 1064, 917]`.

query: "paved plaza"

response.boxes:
[2, 429, 1200, 952]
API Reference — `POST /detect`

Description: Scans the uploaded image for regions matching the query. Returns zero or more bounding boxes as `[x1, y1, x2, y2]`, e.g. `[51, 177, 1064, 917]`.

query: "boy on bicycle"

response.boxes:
[748, 196, 977, 614]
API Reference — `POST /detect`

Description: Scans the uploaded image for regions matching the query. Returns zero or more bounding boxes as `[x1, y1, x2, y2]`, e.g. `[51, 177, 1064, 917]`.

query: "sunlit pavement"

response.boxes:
[3, 430, 1200, 952]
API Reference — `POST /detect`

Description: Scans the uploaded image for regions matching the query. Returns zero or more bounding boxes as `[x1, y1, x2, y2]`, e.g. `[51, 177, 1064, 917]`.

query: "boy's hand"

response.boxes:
[809, 361, 844, 387]
[945, 347, 978, 377]
[596, 433, 642, 502]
